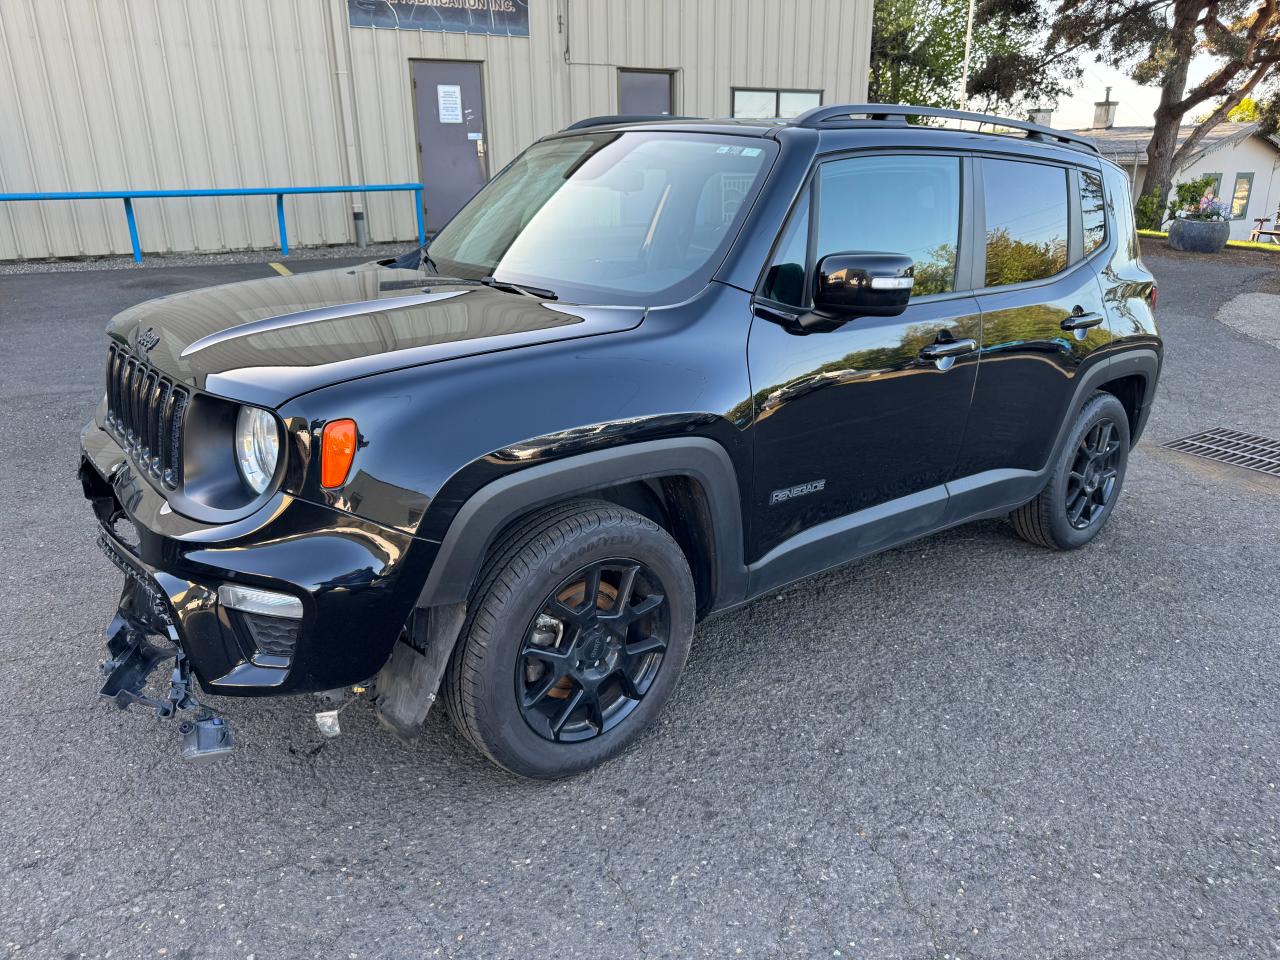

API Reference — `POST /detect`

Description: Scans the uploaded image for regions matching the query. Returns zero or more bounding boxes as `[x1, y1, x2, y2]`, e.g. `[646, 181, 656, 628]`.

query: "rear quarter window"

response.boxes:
[1080, 170, 1107, 256]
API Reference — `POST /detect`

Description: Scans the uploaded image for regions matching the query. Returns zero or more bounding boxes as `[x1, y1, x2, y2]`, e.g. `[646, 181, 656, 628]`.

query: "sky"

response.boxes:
[1051, 56, 1220, 130]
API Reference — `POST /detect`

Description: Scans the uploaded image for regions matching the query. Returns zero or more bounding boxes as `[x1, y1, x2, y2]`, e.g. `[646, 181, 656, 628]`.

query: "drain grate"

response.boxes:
[1163, 427, 1280, 477]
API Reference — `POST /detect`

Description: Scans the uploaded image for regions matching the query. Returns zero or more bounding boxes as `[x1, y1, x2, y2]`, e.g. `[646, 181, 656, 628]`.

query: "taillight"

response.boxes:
[320, 419, 358, 489]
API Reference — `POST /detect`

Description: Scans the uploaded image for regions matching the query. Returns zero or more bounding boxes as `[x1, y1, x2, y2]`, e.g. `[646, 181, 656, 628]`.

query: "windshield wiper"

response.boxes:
[480, 276, 559, 301]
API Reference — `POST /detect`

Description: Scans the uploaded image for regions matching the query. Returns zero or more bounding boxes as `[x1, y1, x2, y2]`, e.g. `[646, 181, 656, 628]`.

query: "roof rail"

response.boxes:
[791, 103, 1099, 154]
[563, 114, 702, 131]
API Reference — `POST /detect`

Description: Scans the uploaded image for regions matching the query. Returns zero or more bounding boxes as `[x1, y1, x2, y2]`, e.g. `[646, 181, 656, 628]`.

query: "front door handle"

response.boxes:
[918, 338, 977, 371]
[1061, 308, 1105, 331]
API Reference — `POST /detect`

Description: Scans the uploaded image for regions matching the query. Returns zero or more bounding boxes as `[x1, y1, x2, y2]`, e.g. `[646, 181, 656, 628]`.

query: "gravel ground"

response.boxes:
[1, 253, 1278, 960]
[1217, 292, 1280, 350]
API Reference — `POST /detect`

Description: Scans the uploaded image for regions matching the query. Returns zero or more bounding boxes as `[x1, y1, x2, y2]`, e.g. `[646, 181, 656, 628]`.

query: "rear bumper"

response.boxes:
[80, 418, 434, 696]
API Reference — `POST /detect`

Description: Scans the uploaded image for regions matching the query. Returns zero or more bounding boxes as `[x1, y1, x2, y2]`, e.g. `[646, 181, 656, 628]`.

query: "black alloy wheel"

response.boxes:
[1065, 418, 1122, 530]
[442, 499, 695, 779]
[517, 560, 669, 743]
[1008, 390, 1131, 551]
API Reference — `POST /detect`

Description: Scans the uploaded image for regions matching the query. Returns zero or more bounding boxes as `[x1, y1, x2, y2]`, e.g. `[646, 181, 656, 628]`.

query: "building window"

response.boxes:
[618, 69, 674, 116]
[1202, 172, 1223, 199]
[732, 88, 822, 120]
[1230, 172, 1254, 219]
[982, 158, 1069, 287]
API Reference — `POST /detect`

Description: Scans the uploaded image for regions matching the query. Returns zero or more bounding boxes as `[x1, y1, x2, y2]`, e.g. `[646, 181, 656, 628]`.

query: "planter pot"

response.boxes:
[1167, 217, 1230, 253]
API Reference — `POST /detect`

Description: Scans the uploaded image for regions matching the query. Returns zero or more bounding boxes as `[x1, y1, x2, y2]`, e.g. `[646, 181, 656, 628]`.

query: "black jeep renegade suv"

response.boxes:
[80, 105, 1159, 778]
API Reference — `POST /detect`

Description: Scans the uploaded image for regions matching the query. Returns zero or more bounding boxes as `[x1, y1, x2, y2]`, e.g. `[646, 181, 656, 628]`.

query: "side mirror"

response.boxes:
[801, 252, 915, 331]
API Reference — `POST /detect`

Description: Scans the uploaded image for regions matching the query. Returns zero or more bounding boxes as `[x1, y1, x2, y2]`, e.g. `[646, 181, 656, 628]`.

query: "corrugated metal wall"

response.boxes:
[0, 0, 872, 260]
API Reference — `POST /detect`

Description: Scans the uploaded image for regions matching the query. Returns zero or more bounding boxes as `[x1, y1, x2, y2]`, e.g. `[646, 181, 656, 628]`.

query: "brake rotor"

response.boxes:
[528, 579, 618, 699]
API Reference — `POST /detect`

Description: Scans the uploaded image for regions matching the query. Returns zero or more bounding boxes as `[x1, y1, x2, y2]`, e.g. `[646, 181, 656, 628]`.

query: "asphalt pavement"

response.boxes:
[1, 248, 1278, 959]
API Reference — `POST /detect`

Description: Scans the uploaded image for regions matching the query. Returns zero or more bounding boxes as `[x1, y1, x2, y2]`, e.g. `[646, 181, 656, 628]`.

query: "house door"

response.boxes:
[412, 61, 489, 233]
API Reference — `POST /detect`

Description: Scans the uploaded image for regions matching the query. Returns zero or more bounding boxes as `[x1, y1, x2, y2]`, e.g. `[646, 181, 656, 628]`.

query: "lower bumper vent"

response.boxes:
[240, 612, 300, 666]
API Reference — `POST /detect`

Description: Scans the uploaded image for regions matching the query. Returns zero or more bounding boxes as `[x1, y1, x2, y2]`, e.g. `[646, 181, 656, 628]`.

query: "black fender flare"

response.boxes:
[417, 437, 750, 609]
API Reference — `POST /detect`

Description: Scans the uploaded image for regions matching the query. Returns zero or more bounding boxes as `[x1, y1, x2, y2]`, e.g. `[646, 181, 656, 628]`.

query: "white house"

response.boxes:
[1067, 95, 1280, 241]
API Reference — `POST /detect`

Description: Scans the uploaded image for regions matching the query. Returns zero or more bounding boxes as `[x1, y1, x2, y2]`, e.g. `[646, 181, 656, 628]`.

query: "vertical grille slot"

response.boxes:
[104, 344, 189, 490]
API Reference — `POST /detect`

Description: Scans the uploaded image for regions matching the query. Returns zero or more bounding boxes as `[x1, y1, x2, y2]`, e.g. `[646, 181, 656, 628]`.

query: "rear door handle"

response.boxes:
[1061, 309, 1105, 331]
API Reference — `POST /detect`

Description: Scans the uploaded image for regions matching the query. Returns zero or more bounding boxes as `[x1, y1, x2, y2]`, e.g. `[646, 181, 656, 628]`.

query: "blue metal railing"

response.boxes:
[0, 183, 425, 262]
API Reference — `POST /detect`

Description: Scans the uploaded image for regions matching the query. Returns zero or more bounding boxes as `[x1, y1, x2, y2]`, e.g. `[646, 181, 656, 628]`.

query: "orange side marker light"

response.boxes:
[321, 419, 358, 489]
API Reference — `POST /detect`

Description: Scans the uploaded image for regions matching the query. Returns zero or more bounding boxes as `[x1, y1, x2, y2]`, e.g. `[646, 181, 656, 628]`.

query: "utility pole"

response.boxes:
[959, 0, 976, 106]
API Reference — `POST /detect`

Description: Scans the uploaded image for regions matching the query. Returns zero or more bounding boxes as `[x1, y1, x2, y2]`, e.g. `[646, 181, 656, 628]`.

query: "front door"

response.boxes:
[412, 60, 489, 233]
[618, 70, 674, 115]
[746, 153, 981, 575]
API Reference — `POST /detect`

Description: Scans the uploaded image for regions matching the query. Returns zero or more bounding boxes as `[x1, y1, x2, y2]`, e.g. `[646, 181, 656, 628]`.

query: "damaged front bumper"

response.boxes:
[80, 416, 435, 750]
[96, 523, 236, 759]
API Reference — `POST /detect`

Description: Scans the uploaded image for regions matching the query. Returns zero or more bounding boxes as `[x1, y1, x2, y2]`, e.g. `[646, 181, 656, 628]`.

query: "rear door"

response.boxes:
[952, 155, 1112, 490]
[746, 152, 983, 570]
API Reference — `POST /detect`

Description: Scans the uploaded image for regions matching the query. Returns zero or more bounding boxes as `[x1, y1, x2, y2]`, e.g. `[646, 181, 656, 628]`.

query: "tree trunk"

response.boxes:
[1143, 110, 1184, 220]
[1141, 1, 1203, 215]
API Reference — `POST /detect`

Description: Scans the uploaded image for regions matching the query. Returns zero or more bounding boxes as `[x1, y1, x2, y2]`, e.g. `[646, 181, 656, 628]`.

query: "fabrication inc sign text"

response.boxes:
[348, 0, 529, 37]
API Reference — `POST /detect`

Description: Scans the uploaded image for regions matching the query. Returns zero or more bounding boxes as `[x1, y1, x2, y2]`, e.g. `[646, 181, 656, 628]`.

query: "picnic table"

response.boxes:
[1249, 218, 1280, 242]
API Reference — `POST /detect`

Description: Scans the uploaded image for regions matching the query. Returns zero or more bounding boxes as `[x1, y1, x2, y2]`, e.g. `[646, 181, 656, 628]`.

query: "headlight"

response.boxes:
[234, 405, 280, 495]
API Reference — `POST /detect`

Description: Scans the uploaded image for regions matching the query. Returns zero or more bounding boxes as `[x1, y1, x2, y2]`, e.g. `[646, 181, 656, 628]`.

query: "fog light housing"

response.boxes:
[217, 584, 303, 619]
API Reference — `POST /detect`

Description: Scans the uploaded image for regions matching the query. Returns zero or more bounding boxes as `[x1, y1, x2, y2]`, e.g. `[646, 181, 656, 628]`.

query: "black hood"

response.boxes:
[106, 264, 644, 407]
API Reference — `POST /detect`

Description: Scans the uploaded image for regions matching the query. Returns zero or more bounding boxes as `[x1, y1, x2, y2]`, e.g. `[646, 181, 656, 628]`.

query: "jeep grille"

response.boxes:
[105, 344, 188, 490]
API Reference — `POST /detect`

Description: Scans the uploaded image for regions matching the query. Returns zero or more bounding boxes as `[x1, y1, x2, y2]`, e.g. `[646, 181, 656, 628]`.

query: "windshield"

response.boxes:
[426, 131, 776, 305]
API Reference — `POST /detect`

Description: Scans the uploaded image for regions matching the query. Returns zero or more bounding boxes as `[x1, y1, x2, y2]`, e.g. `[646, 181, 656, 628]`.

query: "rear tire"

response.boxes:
[1009, 391, 1130, 550]
[442, 499, 695, 779]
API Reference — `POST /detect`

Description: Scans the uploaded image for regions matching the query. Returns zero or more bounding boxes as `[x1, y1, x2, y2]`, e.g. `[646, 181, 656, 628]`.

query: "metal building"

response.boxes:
[0, 0, 873, 260]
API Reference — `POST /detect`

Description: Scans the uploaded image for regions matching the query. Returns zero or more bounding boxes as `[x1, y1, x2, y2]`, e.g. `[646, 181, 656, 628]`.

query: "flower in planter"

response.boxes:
[1178, 188, 1228, 222]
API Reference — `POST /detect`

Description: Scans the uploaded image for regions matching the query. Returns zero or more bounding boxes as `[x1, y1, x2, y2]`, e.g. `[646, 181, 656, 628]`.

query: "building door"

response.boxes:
[412, 60, 488, 233]
[618, 70, 674, 115]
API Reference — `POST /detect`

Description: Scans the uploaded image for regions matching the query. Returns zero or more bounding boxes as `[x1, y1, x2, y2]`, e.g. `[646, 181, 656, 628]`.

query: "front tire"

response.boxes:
[442, 500, 695, 779]
[1009, 391, 1131, 550]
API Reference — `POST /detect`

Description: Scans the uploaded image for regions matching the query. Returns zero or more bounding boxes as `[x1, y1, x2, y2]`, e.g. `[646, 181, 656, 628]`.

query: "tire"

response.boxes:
[1009, 391, 1131, 551]
[442, 499, 695, 779]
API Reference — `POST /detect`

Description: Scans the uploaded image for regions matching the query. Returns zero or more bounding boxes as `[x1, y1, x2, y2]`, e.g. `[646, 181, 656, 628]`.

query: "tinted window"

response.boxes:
[1080, 170, 1107, 255]
[982, 158, 1068, 287]
[760, 190, 810, 307]
[816, 155, 961, 297]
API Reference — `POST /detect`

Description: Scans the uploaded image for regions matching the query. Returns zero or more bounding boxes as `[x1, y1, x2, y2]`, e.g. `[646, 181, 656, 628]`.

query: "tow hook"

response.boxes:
[98, 614, 235, 761]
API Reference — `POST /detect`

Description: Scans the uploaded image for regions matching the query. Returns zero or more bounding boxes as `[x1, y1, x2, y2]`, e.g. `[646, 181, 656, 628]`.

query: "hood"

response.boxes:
[106, 263, 645, 407]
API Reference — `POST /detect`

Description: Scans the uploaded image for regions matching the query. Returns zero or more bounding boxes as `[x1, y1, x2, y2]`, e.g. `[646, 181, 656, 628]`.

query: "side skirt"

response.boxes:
[745, 467, 1043, 601]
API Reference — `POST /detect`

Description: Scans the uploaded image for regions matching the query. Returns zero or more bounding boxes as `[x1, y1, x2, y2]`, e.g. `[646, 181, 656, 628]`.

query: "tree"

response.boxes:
[1195, 95, 1262, 121]
[1040, 0, 1280, 212]
[869, 0, 1075, 111]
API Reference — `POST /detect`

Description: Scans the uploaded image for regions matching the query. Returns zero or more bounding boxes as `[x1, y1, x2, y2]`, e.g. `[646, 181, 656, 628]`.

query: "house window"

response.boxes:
[1230, 173, 1254, 219]
[732, 88, 822, 120]
[1202, 172, 1223, 199]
